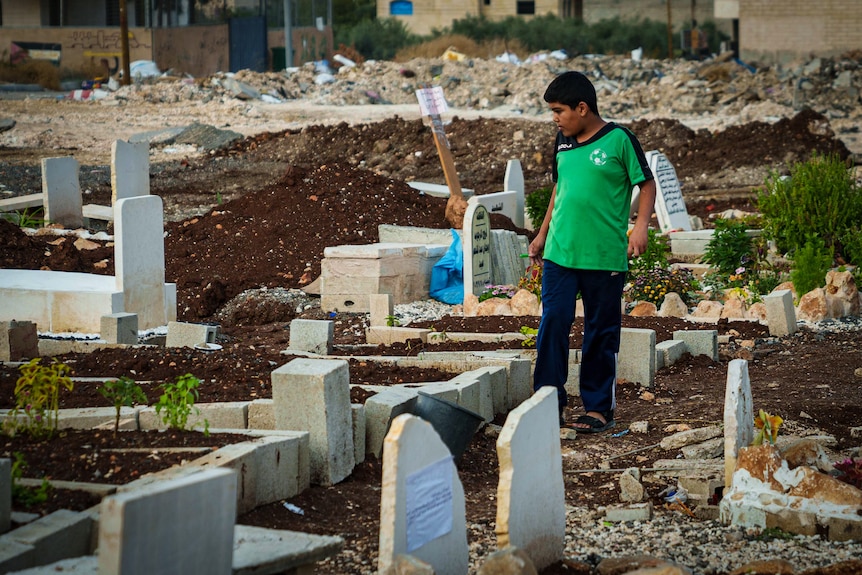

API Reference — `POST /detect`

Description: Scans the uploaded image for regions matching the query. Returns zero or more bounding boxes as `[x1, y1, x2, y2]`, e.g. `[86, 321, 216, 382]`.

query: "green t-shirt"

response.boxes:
[544, 123, 653, 272]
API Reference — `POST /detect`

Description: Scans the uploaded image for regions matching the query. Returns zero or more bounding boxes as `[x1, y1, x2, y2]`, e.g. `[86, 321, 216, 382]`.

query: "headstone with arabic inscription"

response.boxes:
[645, 150, 691, 233]
[462, 197, 492, 298]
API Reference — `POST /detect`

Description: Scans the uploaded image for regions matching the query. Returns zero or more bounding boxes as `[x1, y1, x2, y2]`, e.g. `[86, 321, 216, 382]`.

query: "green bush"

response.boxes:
[790, 235, 833, 296]
[628, 229, 670, 274]
[625, 266, 700, 306]
[757, 154, 862, 264]
[702, 218, 754, 277]
[525, 186, 552, 228]
[335, 18, 419, 61]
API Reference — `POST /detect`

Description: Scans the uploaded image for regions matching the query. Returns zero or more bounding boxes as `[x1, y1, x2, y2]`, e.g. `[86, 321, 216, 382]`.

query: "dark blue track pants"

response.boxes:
[533, 260, 625, 417]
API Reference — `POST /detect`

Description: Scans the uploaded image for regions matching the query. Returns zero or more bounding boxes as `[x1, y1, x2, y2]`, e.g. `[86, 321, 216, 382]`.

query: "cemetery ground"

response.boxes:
[1, 98, 862, 573]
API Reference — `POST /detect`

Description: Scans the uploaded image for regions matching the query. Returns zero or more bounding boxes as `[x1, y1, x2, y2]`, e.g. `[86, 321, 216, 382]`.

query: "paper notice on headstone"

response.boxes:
[415, 86, 448, 117]
[405, 455, 454, 552]
[645, 150, 691, 233]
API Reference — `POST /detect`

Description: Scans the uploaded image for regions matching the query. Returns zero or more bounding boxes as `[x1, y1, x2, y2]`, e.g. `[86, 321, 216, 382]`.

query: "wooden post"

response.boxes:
[119, 0, 131, 86]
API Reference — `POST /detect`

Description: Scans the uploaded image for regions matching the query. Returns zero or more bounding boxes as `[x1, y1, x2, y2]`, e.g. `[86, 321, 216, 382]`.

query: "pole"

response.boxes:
[119, 0, 132, 86]
[666, 0, 673, 60]
[283, 0, 293, 69]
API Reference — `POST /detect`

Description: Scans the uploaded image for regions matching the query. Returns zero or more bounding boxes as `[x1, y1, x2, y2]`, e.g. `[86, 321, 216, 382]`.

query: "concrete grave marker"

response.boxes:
[471, 190, 518, 227]
[379, 413, 468, 575]
[271, 358, 355, 486]
[723, 359, 754, 489]
[636, 151, 691, 233]
[112, 140, 150, 203]
[114, 195, 167, 330]
[503, 159, 525, 228]
[495, 386, 565, 570]
[98, 467, 237, 575]
[462, 197, 492, 298]
[41, 156, 83, 229]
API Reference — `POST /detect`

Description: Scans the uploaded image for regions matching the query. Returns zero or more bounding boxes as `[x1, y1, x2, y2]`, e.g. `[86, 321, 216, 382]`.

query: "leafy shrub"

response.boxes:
[99, 376, 148, 436]
[628, 229, 670, 274]
[336, 18, 419, 61]
[790, 235, 833, 295]
[4, 358, 74, 438]
[525, 187, 552, 228]
[625, 266, 699, 306]
[517, 263, 543, 301]
[154, 373, 209, 434]
[702, 218, 754, 277]
[757, 154, 862, 264]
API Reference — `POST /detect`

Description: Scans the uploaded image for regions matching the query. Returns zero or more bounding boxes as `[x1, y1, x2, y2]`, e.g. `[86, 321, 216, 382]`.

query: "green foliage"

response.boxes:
[625, 266, 700, 306]
[790, 235, 833, 296]
[702, 219, 754, 277]
[628, 229, 670, 274]
[99, 376, 148, 436]
[10, 453, 52, 508]
[519, 325, 538, 347]
[1, 207, 47, 228]
[336, 18, 419, 61]
[755, 526, 795, 542]
[757, 154, 862, 264]
[385, 314, 401, 327]
[840, 224, 862, 268]
[525, 187, 552, 228]
[4, 358, 74, 439]
[154, 374, 209, 435]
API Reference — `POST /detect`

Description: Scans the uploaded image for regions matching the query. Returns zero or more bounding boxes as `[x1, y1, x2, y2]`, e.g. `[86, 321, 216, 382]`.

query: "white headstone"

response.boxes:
[41, 156, 83, 229]
[640, 150, 691, 233]
[114, 195, 167, 330]
[271, 358, 355, 486]
[112, 139, 150, 203]
[472, 190, 519, 227]
[503, 159, 525, 228]
[723, 359, 754, 489]
[379, 414, 469, 575]
[463, 197, 492, 298]
[98, 467, 236, 575]
[495, 386, 565, 570]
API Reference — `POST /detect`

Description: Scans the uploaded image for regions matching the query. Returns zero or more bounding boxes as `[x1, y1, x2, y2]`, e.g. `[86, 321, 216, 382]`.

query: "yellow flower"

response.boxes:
[752, 409, 783, 445]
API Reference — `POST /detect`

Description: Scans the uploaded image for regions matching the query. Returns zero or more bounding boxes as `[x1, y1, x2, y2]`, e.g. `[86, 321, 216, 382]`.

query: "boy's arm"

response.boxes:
[528, 184, 557, 267]
[628, 179, 656, 258]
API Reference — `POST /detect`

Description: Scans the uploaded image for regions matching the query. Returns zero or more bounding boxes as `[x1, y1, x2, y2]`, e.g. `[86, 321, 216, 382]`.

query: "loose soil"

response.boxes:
[1, 102, 861, 574]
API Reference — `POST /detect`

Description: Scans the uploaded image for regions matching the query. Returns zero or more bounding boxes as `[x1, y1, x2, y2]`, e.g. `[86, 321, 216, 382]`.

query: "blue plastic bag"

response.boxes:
[430, 229, 464, 304]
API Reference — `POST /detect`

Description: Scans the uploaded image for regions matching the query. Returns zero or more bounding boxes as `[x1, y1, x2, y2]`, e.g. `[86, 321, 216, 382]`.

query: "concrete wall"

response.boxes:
[1, 0, 41, 25]
[152, 25, 230, 77]
[738, 0, 862, 64]
[378, 0, 721, 37]
[268, 26, 334, 67]
[0, 27, 153, 73]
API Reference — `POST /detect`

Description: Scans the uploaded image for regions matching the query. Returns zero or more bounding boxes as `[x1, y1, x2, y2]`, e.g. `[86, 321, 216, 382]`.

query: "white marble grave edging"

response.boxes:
[378, 414, 469, 575]
[42, 157, 83, 229]
[495, 386, 565, 570]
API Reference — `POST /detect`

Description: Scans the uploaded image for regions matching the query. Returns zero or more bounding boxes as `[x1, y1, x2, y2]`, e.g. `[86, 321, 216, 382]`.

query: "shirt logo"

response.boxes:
[590, 148, 608, 166]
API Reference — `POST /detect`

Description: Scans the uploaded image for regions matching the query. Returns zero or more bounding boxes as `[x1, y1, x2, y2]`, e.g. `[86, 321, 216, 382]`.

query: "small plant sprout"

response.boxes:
[752, 409, 783, 446]
[154, 373, 209, 436]
[385, 314, 400, 327]
[4, 358, 74, 438]
[98, 376, 148, 436]
[10, 452, 52, 508]
[519, 325, 538, 347]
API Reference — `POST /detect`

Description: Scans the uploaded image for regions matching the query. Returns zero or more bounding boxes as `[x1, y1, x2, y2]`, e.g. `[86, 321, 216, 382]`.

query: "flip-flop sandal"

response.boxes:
[567, 414, 615, 434]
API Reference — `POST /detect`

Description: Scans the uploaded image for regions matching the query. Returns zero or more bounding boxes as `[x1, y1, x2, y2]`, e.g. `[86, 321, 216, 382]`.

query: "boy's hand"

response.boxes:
[627, 226, 648, 258]
[528, 236, 545, 267]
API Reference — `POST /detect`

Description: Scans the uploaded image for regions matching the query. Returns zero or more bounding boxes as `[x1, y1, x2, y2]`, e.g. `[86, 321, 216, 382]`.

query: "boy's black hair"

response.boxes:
[543, 71, 599, 115]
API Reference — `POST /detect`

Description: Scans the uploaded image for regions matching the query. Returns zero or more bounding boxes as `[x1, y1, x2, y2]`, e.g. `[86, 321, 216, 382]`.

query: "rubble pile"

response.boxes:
[115, 51, 862, 132]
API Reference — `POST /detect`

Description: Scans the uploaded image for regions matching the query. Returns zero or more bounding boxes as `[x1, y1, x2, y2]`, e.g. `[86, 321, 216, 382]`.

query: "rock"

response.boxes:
[658, 292, 688, 318]
[509, 289, 540, 316]
[380, 554, 435, 575]
[477, 546, 538, 575]
[797, 287, 828, 322]
[691, 300, 723, 319]
[728, 558, 794, 575]
[630, 301, 657, 316]
[720, 297, 748, 319]
[747, 301, 767, 320]
[825, 270, 860, 317]
[620, 468, 645, 502]
[660, 425, 722, 450]
[781, 438, 835, 473]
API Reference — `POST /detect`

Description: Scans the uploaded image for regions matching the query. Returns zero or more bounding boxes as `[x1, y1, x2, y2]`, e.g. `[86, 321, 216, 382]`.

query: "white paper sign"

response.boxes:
[415, 86, 449, 117]
[405, 455, 454, 552]
[646, 150, 691, 232]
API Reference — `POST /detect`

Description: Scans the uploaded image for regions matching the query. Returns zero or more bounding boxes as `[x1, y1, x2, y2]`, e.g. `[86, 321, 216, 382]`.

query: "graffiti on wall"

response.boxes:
[67, 30, 151, 51]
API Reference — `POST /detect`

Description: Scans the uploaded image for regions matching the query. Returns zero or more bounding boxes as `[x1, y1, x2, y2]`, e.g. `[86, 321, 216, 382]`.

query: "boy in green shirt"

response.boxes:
[528, 71, 656, 433]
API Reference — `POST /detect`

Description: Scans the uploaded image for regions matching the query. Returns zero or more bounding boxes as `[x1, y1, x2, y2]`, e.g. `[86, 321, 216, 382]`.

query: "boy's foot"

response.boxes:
[564, 411, 615, 434]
